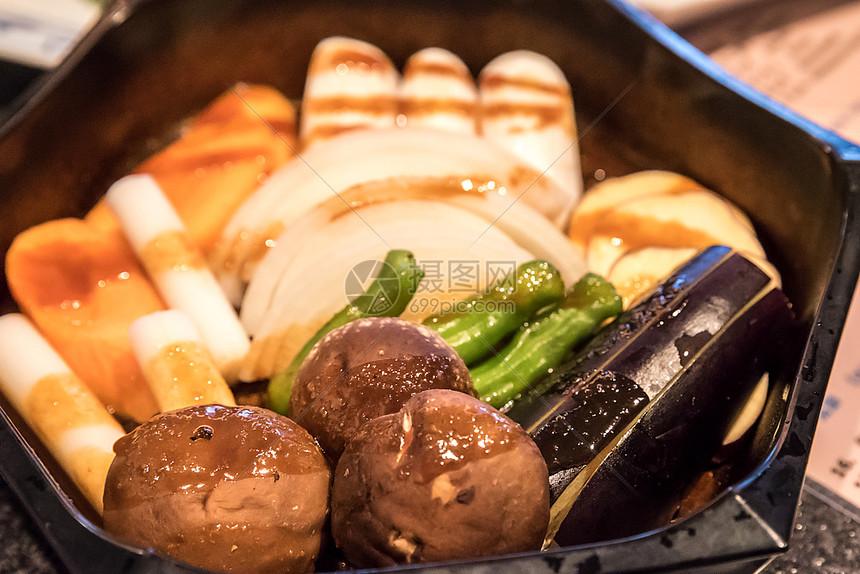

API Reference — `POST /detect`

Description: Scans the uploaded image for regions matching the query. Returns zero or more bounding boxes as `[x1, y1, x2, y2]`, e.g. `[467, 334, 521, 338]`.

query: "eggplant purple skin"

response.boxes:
[507, 247, 773, 475]
[505, 246, 797, 542]
[555, 287, 794, 545]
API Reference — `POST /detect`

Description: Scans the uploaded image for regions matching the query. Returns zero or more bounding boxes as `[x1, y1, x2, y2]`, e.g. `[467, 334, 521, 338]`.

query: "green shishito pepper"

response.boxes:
[423, 260, 565, 366]
[472, 273, 622, 409]
[267, 249, 424, 416]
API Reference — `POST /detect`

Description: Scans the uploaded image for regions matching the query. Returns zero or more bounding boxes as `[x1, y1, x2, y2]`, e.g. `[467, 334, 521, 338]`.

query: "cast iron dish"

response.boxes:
[1, 0, 859, 572]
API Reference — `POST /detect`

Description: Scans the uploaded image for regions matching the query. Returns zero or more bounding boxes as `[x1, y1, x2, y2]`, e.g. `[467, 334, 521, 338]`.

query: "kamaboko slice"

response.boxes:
[399, 47, 478, 134]
[479, 50, 583, 226]
[300, 37, 399, 147]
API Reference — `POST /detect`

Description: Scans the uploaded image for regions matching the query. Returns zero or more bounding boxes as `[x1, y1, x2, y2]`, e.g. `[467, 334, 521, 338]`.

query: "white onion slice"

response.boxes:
[445, 192, 587, 287]
[212, 128, 573, 304]
[239, 178, 587, 335]
[238, 200, 534, 382]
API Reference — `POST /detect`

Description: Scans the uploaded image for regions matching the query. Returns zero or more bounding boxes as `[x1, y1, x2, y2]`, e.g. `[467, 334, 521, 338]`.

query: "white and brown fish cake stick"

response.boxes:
[300, 37, 399, 147]
[0, 314, 124, 514]
[479, 51, 583, 223]
[106, 175, 250, 382]
[129, 310, 235, 413]
[400, 47, 478, 133]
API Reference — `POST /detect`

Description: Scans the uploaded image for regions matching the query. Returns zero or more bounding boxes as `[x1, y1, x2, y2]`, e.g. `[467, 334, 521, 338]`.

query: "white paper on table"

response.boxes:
[627, 0, 763, 27]
[705, 0, 860, 145]
[807, 278, 860, 508]
[0, 0, 100, 68]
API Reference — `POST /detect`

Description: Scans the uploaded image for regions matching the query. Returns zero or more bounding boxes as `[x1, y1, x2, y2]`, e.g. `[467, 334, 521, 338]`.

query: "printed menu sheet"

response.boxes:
[686, 0, 860, 505]
[690, 0, 860, 145]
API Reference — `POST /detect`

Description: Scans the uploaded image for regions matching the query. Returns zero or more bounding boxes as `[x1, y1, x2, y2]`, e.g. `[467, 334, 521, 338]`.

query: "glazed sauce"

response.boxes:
[143, 341, 235, 412]
[400, 99, 477, 118]
[140, 230, 206, 274]
[302, 123, 381, 142]
[506, 164, 544, 190]
[481, 73, 570, 97]
[22, 241, 100, 309]
[110, 405, 324, 500]
[586, 213, 721, 253]
[210, 220, 285, 280]
[481, 102, 568, 130]
[405, 60, 472, 80]
[326, 174, 501, 221]
[303, 96, 398, 116]
[567, 181, 706, 246]
[27, 373, 117, 437]
[398, 391, 520, 480]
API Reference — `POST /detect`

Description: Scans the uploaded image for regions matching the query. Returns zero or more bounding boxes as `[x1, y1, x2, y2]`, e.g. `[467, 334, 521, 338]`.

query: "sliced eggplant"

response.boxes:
[504, 245, 795, 544]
